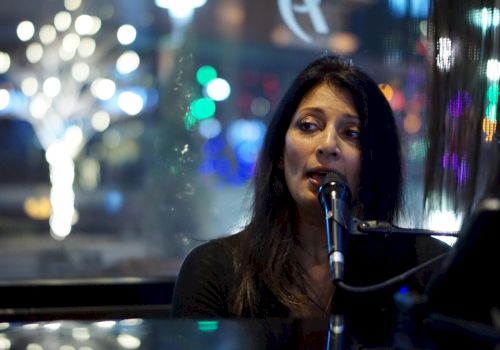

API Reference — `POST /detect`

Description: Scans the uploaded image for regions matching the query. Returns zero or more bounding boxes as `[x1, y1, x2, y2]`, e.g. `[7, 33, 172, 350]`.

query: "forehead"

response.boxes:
[297, 82, 357, 117]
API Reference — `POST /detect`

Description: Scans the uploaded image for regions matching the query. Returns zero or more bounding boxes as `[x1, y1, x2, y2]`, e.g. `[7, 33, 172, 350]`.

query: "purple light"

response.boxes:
[442, 153, 449, 169]
[457, 157, 468, 184]
[447, 91, 471, 118]
[450, 153, 458, 170]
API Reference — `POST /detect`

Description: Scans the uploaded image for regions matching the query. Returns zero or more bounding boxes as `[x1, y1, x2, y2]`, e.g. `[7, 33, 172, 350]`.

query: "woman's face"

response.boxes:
[282, 82, 361, 216]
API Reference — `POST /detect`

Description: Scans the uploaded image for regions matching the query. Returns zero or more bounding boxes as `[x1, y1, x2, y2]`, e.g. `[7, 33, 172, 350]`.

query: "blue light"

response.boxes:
[388, 0, 429, 18]
[410, 0, 429, 18]
[105, 190, 124, 214]
[389, 0, 407, 18]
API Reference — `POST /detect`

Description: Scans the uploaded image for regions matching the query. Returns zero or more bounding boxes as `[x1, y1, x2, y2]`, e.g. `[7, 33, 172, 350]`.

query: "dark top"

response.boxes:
[171, 231, 450, 318]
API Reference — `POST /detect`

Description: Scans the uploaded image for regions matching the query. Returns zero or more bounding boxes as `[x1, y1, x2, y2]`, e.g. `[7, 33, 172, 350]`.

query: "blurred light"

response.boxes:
[378, 84, 394, 102]
[39, 24, 57, 44]
[482, 118, 497, 142]
[94, 321, 116, 328]
[26, 344, 43, 350]
[64, 0, 82, 11]
[116, 50, 140, 74]
[486, 59, 500, 81]
[0, 51, 11, 73]
[425, 209, 461, 246]
[328, 32, 359, 55]
[217, 2, 245, 28]
[155, 0, 207, 18]
[190, 98, 216, 120]
[0, 323, 9, 331]
[26, 43, 44, 63]
[0, 336, 11, 350]
[236, 141, 261, 164]
[197, 321, 219, 332]
[196, 65, 217, 85]
[78, 37, 96, 57]
[43, 322, 62, 331]
[91, 110, 111, 131]
[23, 196, 51, 220]
[64, 125, 84, 148]
[410, 0, 429, 18]
[436, 37, 454, 71]
[486, 103, 497, 122]
[59, 45, 76, 61]
[250, 97, 271, 117]
[62, 33, 80, 52]
[407, 139, 427, 161]
[43, 77, 61, 97]
[388, 0, 406, 18]
[119, 319, 144, 326]
[227, 119, 266, 147]
[117, 24, 137, 45]
[29, 93, 52, 119]
[71, 62, 90, 82]
[389, 0, 429, 18]
[17, 21, 35, 41]
[205, 78, 231, 101]
[75, 15, 101, 35]
[103, 129, 121, 148]
[419, 20, 427, 36]
[198, 118, 222, 139]
[487, 84, 499, 103]
[270, 25, 293, 46]
[390, 90, 406, 111]
[72, 327, 90, 341]
[54, 11, 72, 32]
[91, 78, 116, 100]
[403, 113, 421, 134]
[118, 91, 144, 115]
[79, 157, 101, 189]
[447, 91, 471, 117]
[46, 143, 76, 240]
[0, 89, 10, 110]
[116, 334, 141, 349]
[469, 8, 500, 30]
[59, 345, 76, 350]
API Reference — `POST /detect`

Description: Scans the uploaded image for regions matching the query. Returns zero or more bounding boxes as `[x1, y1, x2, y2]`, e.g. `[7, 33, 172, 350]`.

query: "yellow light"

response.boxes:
[482, 117, 497, 142]
[379, 83, 394, 102]
[23, 196, 52, 220]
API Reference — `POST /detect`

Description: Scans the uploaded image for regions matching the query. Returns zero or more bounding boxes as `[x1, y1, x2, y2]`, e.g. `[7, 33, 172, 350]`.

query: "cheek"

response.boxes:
[345, 150, 362, 196]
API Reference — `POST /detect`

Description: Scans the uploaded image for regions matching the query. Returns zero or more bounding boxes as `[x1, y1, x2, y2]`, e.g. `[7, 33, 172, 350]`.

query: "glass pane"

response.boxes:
[0, 0, 493, 281]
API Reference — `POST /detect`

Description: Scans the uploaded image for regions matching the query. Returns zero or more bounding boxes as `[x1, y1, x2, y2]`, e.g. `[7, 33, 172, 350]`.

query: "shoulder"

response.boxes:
[170, 232, 243, 318]
[182, 232, 241, 268]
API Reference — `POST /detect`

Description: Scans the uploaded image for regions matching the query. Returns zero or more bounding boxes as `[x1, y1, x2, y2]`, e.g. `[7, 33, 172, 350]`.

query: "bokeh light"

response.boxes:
[17, 21, 35, 41]
[196, 65, 217, 85]
[205, 78, 231, 101]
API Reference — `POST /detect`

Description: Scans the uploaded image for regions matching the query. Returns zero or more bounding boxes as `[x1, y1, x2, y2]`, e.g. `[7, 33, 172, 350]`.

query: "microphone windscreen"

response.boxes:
[321, 171, 348, 188]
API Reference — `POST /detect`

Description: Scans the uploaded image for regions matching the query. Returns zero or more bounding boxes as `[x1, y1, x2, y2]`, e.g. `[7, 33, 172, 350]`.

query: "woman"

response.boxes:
[171, 55, 448, 318]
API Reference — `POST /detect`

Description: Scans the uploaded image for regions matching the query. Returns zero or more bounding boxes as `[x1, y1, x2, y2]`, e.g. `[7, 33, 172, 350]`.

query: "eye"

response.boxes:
[296, 119, 319, 132]
[342, 126, 360, 140]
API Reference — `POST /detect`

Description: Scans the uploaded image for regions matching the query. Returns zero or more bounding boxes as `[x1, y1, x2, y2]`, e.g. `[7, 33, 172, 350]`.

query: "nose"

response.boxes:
[316, 128, 340, 159]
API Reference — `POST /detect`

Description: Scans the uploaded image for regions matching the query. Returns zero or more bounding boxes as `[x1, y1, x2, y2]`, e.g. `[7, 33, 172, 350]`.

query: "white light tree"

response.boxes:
[0, 0, 147, 240]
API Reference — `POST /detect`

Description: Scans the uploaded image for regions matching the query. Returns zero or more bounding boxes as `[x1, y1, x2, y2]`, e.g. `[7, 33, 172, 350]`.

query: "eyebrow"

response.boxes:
[298, 107, 359, 120]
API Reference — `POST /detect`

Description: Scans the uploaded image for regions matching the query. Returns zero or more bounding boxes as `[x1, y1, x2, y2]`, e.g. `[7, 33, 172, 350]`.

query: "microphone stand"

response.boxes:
[349, 219, 459, 238]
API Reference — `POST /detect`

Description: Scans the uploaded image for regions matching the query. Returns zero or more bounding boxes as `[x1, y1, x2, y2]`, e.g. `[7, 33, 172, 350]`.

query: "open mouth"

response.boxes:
[306, 170, 330, 186]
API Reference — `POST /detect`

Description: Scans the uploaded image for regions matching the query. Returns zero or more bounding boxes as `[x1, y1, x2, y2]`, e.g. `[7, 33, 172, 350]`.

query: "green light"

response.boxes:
[408, 139, 428, 161]
[190, 98, 216, 120]
[184, 112, 197, 130]
[197, 320, 219, 332]
[487, 84, 499, 104]
[486, 103, 497, 122]
[196, 65, 217, 86]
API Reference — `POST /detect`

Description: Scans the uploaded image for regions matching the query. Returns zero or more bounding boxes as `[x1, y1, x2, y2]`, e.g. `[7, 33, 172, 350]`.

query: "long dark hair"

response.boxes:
[230, 55, 402, 316]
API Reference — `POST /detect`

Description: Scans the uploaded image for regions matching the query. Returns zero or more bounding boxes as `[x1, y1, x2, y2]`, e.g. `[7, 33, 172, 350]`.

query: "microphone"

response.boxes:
[318, 171, 352, 282]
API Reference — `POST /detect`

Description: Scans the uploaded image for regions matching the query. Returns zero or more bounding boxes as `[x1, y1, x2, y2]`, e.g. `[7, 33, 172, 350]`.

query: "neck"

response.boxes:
[294, 208, 328, 264]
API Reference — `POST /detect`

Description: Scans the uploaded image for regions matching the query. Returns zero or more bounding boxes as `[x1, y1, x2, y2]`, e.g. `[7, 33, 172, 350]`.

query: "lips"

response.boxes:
[306, 168, 333, 186]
